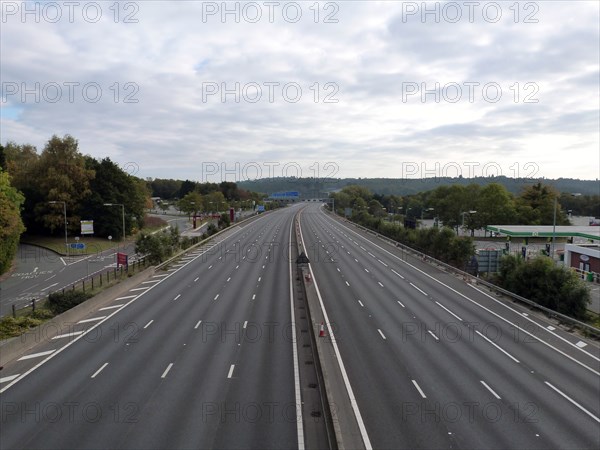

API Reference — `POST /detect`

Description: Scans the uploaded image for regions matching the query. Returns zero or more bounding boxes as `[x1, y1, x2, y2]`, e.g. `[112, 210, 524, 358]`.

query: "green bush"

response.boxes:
[47, 290, 93, 315]
[497, 254, 591, 319]
[0, 316, 44, 340]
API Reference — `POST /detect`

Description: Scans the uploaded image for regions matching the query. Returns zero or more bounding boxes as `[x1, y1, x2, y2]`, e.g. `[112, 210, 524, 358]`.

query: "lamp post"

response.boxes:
[551, 196, 557, 260]
[48, 201, 68, 257]
[104, 203, 126, 241]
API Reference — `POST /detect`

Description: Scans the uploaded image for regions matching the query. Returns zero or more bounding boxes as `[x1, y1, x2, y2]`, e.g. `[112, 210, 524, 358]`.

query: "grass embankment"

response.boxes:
[20, 235, 123, 256]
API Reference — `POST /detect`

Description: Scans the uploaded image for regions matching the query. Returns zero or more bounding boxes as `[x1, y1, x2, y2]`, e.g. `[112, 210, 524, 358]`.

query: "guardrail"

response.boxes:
[326, 209, 600, 338]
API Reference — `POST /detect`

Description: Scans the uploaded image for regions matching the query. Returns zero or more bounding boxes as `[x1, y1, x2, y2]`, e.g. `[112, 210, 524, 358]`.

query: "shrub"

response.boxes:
[47, 290, 92, 315]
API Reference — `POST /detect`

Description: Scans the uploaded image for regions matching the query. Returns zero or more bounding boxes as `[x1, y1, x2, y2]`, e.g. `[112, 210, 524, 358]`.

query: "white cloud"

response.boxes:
[1, 0, 598, 182]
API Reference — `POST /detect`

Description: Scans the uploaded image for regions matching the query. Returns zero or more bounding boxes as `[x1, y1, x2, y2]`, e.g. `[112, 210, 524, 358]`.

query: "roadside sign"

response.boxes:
[117, 252, 128, 267]
[81, 220, 94, 235]
[69, 243, 86, 249]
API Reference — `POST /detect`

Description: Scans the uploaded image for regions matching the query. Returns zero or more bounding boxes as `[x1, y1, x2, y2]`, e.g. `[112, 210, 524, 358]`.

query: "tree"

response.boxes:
[428, 185, 469, 233]
[0, 169, 26, 274]
[3, 142, 42, 233]
[497, 254, 590, 319]
[516, 182, 568, 225]
[33, 135, 95, 235]
[178, 192, 203, 217]
[0, 144, 6, 171]
[135, 228, 179, 264]
[178, 179, 197, 199]
[474, 183, 517, 232]
[203, 191, 227, 213]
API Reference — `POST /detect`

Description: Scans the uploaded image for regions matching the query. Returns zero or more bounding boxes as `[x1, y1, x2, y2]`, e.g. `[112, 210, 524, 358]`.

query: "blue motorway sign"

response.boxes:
[69, 243, 86, 249]
[270, 191, 299, 198]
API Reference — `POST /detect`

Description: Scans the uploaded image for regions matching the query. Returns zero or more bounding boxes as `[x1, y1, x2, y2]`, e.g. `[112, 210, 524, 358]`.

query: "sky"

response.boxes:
[1, 0, 599, 184]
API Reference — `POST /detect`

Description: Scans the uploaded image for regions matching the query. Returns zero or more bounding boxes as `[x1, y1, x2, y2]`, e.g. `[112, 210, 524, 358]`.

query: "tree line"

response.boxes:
[347, 182, 575, 235]
[3, 135, 150, 241]
[330, 185, 476, 269]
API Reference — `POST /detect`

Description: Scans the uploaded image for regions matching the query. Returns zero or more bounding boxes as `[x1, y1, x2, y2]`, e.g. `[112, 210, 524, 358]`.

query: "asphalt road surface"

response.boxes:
[298, 203, 599, 449]
[0, 243, 139, 318]
[1, 206, 307, 449]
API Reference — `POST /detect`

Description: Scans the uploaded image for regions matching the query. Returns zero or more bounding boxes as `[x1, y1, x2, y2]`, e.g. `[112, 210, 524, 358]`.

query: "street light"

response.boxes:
[104, 203, 126, 241]
[48, 200, 68, 257]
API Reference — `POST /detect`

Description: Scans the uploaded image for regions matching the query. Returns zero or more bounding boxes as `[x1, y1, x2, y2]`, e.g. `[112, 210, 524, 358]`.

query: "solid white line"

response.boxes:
[412, 380, 427, 398]
[214, 294, 219, 300]
[194, 277, 199, 282]
[331, 215, 600, 367]
[77, 316, 106, 324]
[297, 213, 371, 450]
[18, 350, 56, 361]
[153, 274, 169, 278]
[0, 219, 253, 395]
[480, 380, 501, 399]
[331, 210, 600, 374]
[41, 282, 58, 291]
[358, 300, 364, 307]
[142, 280, 160, 284]
[466, 285, 599, 374]
[545, 381, 600, 423]
[60, 257, 67, 266]
[173, 294, 181, 301]
[144, 320, 154, 329]
[91, 362, 109, 379]
[129, 287, 149, 291]
[378, 329, 386, 340]
[428, 330, 439, 341]
[99, 304, 124, 311]
[409, 282, 428, 296]
[397, 300, 405, 308]
[0, 374, 20, 384]
[243, 321, 248, 329]
[227, 364, 235, 379]
[435, 301, 463, 321]
[476, 330, 520, 363]
[194, 320, 202, 329]
[391, 269, 405, 279]
[115, 295, 137, 300]
[161, 363, 174, 378]
[52, 331, 84, 339]
[346, 281, 350, 287]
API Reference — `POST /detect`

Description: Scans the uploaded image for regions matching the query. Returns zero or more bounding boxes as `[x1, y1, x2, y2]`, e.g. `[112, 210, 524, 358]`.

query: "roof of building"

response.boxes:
[486, 225, 600, 241]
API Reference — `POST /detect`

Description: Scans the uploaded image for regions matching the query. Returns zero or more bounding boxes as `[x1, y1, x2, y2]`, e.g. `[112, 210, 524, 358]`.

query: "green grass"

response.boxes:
[21, 235, 123, 255]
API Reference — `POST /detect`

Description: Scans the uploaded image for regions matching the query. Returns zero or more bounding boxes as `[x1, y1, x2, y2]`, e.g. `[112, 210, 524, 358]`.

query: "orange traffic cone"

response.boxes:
[319, 322, 327, 337]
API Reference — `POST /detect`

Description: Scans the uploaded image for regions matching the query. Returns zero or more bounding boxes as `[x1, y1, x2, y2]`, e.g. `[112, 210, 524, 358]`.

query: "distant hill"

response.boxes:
[238, 176, 600, 197]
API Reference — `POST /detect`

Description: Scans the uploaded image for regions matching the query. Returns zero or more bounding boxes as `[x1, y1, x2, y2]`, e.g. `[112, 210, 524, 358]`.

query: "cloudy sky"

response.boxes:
[1, 1, 599, 183]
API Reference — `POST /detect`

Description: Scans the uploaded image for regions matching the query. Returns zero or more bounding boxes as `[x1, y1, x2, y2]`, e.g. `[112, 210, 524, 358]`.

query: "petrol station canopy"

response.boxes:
[486, 225, 600, 241]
